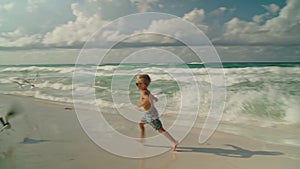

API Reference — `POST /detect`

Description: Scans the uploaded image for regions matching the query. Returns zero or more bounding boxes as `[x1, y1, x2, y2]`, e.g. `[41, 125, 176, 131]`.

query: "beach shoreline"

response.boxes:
[0, 93, 299, 169]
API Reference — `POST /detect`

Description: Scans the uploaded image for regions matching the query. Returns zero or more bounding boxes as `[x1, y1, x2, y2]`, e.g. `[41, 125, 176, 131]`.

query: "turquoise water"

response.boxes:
[0, 62, 299, 146]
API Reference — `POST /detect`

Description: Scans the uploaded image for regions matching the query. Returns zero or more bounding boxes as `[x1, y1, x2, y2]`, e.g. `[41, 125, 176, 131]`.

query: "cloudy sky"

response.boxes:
[0, 0, 299, 64]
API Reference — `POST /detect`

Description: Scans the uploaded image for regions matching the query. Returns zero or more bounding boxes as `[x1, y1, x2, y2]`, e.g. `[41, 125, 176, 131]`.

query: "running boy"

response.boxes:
[135, 74, 178, 151]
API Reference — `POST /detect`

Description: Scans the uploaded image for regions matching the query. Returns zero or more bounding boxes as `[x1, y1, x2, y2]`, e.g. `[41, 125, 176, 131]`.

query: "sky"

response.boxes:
[0, 0, 299, 64]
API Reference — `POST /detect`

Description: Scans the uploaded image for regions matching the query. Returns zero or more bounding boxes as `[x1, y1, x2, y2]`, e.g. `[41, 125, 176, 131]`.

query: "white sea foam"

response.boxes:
[96, 65, 119, 71]
[1, 66, 74, 74]
[283, 100, 300, 124]
[35, 81, 73, 91]
[1, 64, 299, 128]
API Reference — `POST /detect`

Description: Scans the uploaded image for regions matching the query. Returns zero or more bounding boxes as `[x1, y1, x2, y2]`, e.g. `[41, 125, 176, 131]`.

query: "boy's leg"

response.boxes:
[138, 122, 146, 142]
[157, 127, 178, 151]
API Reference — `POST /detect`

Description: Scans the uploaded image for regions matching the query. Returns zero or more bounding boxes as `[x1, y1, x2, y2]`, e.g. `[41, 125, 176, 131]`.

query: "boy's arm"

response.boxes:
[152, 94, 158, 102]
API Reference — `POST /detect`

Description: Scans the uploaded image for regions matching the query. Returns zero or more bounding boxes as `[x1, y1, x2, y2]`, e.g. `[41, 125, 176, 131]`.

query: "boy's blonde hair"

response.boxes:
[137, 74, 151, 86]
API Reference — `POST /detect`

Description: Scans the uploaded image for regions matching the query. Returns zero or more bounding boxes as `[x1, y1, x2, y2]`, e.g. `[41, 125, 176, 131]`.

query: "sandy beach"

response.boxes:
[0, 94, 299, 169]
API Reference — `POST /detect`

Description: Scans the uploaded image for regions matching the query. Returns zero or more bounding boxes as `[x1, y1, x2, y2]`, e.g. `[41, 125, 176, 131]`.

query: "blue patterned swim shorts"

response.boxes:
[141, 108, 163, 130]
[149, 119, 163, 130]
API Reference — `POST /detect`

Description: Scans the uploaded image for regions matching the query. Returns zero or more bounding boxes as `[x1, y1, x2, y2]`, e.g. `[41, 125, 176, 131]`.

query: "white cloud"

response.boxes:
[130, 0, 158, 12]
[0, 28, 43, 47]
[262, 4, 280, 14]
[3, 2, 14, 11]
[105, 18, 180, 44]
[42, 3, 108, 46]
[183, 8, 208, 32]
[93, 14, 209, 45]
[264, 0, 300, 34]
[124, 14, 210, 45]
[252, 14, 266, 24]
[217, 17, 263, 44]
[209, 7, 227, 16]
[101, 30, 127, 42]
[27, 0, 46, 12]
[252, 4, 280, 24]
[87, 0, 97, 3]
[0, 0, 299, 49]
[1, 28, 23, 39]
[215, 0, 300, 45]
[0, 2, 14, 11]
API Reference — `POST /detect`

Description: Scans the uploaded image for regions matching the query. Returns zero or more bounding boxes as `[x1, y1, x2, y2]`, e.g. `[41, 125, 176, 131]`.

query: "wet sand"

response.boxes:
[0, 94, 299, 169]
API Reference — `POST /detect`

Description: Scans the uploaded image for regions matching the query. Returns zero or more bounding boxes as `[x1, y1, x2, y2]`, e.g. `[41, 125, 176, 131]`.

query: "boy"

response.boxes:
[136, 74, 178, 151]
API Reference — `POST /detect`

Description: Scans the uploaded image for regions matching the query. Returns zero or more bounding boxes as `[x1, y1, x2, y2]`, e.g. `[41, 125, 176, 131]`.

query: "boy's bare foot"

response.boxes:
[172, 141, 178, 151]
[134, 138, 145, 144]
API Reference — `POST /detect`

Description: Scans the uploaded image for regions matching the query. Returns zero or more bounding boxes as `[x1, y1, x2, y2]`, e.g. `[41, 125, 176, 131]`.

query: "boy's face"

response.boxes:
[135, 79, 147, 90]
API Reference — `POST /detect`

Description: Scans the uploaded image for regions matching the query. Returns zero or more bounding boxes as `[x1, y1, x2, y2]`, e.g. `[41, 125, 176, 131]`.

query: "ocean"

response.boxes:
[0, 62, 299, 147]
